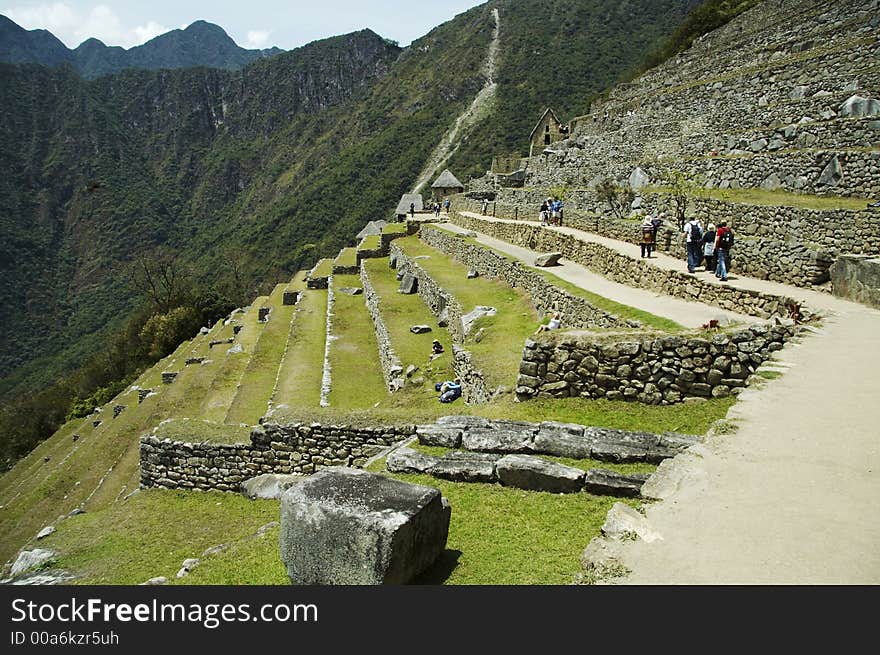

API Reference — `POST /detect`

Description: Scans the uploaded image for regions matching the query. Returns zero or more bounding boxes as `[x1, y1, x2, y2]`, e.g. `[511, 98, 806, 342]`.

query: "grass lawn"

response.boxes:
[364, 454, 640, 584]
[334, 247, 358, 269]
[199, 300, 268, 423]
[325, 274, 388, 409]
[646, 185, 870, 212]
[363, 258, 457, 401]
[394, 236, 540, 389]
[225, 284, 296, 426]
[39, 488, 281, 584]
[383, 222, 408, 235]
[310, 258, 333, 278]
[271, 288, 327, 411]
[151, 419, 252, 445]
[359, 234, 381, 250]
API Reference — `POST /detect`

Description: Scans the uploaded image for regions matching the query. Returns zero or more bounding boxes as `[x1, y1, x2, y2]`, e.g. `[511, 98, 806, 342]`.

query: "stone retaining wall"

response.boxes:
[389, 242, 491, 403]
[419, 226, 637, 329]
[516, 321, 800, 404]
[360, 262, 406, 391]
[140, 423, 413, 491]
[450, 212, 805, 319]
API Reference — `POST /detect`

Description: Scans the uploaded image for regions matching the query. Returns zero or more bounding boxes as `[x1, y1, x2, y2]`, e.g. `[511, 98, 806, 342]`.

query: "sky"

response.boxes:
[2, 1, 486, 50]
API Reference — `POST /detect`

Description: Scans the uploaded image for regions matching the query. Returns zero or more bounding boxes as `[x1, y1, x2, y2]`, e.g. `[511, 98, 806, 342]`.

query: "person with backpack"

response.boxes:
[714, 220, 734, 282]
[683, 216, 704, 273]
[640, 214, 655, 258]
[702, 223, 717, 272]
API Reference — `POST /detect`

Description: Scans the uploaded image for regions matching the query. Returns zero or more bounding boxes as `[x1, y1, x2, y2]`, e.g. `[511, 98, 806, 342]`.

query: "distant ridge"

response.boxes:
[0, 15, 284, 78]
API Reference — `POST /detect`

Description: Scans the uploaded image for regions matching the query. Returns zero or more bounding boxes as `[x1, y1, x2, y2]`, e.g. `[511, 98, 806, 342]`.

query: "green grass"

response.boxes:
[363, 258, 456, 403]
[755, 370, 782, 380]
[364, 457, 640, 584]
[37, 488, 281, 584]
[383, 222, 408, 235]
[646, 186, 870, 212]
[309, 258, 334, 278]
[359, 234, 381, 250]
[151, 418, 252, 445]
[394, 236, 540, 389]
[224, 284, 296, 426]
[271, 287, 328, 411]
[325, 274, 388, 409]
[333, 247, 358, 269]
[199, 301, 268, 423]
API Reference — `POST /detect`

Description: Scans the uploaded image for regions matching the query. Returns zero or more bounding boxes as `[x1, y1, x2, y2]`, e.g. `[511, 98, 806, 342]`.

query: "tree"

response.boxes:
[667, 170, 702, 230]
[595, 177, 635, 220]
[129, 248, 194, 314]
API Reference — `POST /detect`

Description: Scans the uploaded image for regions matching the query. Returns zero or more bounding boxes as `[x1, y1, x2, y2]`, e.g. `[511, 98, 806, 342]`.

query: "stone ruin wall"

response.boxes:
[456, 195, 875, 288]
[450, 212, 805, 319]
[516, 322, 800, 404]
[140, 423, 413, 491]
[388, 242, 491, 403]
[360, 261, 406, 392]
[418, 225, 636, 329]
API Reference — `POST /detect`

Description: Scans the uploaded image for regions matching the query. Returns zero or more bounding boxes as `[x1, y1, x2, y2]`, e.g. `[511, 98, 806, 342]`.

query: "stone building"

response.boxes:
[529, 108, 568, 157]
[395, 193, 423, 220]
[431, 169, 464, 201]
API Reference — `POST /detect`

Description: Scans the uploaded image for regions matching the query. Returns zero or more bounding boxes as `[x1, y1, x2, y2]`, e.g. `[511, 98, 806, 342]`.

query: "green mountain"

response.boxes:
[0, 0, 696, 466]
[0, 16, 283, 79]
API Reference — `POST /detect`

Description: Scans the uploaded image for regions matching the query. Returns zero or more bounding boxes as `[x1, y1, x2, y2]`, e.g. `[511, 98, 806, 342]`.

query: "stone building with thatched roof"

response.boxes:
[430, 169, 464, 201]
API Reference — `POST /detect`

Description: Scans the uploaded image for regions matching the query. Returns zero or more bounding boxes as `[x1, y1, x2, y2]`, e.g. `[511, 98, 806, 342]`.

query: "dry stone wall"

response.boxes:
[140, 423, 413, 491]
[360, 262, 405, 391]
[450, 213, 805, 318]
[418, 226, 638, 330]
[388, 242, 490, 403]
[516, 321, 800, 404]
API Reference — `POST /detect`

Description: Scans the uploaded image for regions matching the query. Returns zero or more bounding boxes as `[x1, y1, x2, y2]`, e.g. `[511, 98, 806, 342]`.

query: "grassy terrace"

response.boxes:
[325, 274, 387, 410]
[362, 258, 456, 407]
[271, 287, 327, 411]
[333, 247, 358, 270]
[383, 222, 409, 235]
[199, 301, 268, 423]
[645, 185, 871, 212]
[309, 258, 333, 279]
[433, 229, 684, 333]
[224, 284, 295, 426]
[359, 234, 381, 251]
[394, 235, 547, 390]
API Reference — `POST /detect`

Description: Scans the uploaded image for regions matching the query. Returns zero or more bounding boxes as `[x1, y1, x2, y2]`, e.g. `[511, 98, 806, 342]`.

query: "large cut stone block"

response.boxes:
[416, 425, 462, 448]
[533, 421, 590, 458]
[386, 447, 440, 474]
[496, 454, 585, 493]
[280, 468, 450, 585]
[461, 425, 535, 453]
[583, 469, 649, 497]
[428, 451, 500, 483]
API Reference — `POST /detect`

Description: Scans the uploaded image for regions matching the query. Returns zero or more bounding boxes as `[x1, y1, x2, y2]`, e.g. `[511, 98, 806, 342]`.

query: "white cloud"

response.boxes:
[3, 3, 169, 48]
[245, 29, 270, 49]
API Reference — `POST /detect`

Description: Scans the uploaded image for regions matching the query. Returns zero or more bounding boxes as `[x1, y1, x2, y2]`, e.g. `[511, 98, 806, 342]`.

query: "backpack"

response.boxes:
[719, 229, 734, 249]
[688, 221, 703, 241]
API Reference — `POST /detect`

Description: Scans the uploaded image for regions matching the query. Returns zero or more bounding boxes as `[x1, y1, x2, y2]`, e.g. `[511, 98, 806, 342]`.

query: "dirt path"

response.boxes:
[449, 211, 880, 583]
[411, 8, 500, 194]
[438, 221, 751, 328]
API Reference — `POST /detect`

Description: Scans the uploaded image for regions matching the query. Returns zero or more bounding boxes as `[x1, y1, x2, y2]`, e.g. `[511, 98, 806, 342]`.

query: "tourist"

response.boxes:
[435, 378, 462, 403]
[431, 339, 444, 355]
[650, 212, 664, 256]
[444, 198, 451, 213]
[481, 198, 489, 215]
[434, 202, 441, 217]
[640, 214, 655, 258]
[551, 197, 564, 226]
[702, 222, 717, 272]
[683, 216, 704, 273]
[539, 198, 549, 224]
[714, 220, 734, 282]
[409, 202, 415, 217]
[534, 311, 562, 335]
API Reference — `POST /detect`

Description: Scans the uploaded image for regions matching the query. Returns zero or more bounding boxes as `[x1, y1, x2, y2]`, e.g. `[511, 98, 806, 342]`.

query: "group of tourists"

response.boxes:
[539, 197, 564, 226]
[683, 216, 734, 281]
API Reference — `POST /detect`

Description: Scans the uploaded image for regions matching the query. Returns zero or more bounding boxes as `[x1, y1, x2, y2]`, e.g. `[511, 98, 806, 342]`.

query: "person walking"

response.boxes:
[640, 215, 655, 258]
[409, 202, 415, 218]
[650, 212, 664, 256]
[714, 220, 734, 281]
[481, 198, 489, 215]
[683, 216, 703, 273]
[444, 198, 451, 214]
[702, 223, 717, 272]
[539, 198, 549, 224]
